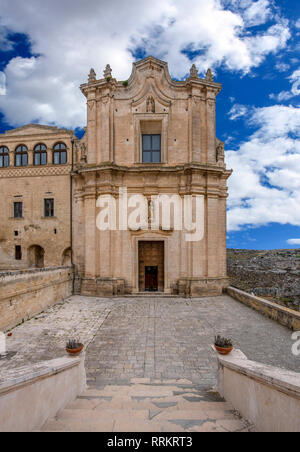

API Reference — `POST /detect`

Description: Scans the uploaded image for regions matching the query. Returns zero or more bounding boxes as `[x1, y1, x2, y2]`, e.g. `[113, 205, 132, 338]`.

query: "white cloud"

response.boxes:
[0, 0, 291, 128]
[226, 105, 300, 231]
[0, 73, 6, 96]
[242, 0, 272, 26]
[296, 19, 300, 29]
[228, 104, 249, 120]
[287, 239, 300, 245]
[275, 61, 290, 72]
[270, 68, 300, 101]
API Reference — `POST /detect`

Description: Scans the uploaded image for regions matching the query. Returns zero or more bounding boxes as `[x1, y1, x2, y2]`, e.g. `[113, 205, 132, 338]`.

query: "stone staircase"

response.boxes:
[40, 378, 255, 432]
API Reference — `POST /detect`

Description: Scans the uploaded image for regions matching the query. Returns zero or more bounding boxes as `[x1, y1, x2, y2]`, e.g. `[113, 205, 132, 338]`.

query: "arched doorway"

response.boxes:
[28, 245, 45, 268]
[62, 247, 72, 266]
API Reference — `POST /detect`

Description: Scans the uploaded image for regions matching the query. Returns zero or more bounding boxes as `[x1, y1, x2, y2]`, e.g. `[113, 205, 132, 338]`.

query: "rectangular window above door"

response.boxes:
[142, 134, 161, 163]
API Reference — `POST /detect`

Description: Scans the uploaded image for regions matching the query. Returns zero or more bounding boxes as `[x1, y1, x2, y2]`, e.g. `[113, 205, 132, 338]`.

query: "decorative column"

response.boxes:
[73, 176, 85, 275]
[83, 172, 97, 279]
[86, 69, 97, 166]
[206, 89, 217, 165]
[28, 147, 34, 166]
[99, 94, 112, 163]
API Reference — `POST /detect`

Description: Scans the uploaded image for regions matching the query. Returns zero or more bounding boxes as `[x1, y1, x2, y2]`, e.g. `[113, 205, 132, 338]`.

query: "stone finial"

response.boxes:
[189, 64, 198, 79]
[88, 68, 96, 83]
[206, 68, 214, 82]
[103, 64, 112, 79]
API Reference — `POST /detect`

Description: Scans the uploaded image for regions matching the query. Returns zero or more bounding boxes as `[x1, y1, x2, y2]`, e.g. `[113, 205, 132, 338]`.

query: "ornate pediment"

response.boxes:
[131, 79, 172, 114]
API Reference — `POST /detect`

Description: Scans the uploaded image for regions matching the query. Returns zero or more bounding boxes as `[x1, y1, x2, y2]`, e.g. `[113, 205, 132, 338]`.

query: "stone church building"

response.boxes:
[0, 56, 231, 297]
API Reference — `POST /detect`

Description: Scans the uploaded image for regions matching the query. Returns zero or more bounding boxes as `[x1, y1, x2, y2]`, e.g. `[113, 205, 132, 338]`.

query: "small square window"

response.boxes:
[14, 231, 19, 237]
[14, 202, 23, 218]
[44, 199, 54, 218]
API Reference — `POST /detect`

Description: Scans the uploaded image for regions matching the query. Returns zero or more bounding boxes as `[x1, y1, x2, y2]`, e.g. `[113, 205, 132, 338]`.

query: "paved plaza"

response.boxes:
[1, 295, 298, 384]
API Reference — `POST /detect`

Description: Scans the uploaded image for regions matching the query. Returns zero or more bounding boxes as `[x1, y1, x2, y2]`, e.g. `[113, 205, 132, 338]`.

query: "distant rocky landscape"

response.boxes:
[227, 249, 300, 312]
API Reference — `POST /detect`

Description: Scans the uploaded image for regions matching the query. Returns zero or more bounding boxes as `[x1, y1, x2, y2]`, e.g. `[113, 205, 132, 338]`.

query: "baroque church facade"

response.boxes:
[0, 56, 231, 297]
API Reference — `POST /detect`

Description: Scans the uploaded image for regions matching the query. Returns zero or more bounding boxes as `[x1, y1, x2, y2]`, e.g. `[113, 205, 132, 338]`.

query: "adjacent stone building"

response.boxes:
[0, 125, 73, 270]
[0, 56, 231, 296]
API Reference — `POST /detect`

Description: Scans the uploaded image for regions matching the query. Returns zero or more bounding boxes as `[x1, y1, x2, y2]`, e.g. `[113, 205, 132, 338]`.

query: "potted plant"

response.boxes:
[66, 339, 84, 355]
[214, 335, 233, 355]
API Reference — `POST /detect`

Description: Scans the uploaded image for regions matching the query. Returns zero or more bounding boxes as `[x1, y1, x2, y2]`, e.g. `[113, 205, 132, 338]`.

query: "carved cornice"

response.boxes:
[0, 165, 72, 178]
[74, 162, 232, 179]
[1, 124, 73, 137]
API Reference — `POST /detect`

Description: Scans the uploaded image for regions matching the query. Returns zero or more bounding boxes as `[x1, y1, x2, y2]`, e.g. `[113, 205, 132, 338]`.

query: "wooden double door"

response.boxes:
[138, 241, 164, 292]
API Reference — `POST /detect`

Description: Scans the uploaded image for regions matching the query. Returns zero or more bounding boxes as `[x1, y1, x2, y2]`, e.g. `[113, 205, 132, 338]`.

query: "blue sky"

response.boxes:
[0, 0, 299, 250]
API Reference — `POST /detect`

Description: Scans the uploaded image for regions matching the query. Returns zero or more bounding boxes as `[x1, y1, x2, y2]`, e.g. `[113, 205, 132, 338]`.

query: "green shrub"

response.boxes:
[214, 335, 232, 348]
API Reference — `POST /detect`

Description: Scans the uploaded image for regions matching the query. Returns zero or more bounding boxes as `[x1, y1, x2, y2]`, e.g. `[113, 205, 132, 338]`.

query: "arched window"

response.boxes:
[15, 145, 28, 167]
[53, 143, 67, 165]
[0, 146, 9, 167]
[34, 144, 47, 166]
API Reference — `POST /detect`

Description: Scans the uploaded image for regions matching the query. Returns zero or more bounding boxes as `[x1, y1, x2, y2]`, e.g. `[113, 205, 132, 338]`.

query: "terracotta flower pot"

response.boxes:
[66, 343, 84, 355]
[214, 344, 233, 355]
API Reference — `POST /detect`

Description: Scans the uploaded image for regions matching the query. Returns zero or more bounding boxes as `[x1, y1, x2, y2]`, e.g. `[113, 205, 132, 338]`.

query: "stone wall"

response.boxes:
[0, 356, 86, 432]
[217, 349, 300, 432]
[227, 286, 300, 331]
[227, 249, 300, 311]
[0, 267, 73, 331]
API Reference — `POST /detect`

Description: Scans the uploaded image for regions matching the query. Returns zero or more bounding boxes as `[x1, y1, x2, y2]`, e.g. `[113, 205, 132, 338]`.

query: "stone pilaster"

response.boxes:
[83, 172, 97, 278]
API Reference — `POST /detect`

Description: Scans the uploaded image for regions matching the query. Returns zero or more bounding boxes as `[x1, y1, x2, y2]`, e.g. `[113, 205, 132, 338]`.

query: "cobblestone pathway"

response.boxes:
[1, 294, 298, 385]
[0, 296, 113, 372]
[85, 295, 299, 387]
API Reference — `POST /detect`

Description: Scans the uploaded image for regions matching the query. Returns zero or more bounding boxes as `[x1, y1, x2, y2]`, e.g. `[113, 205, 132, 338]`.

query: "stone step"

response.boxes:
[66, 396, 232, 412]
[40, 381, 255, 432]
[122, 293, 180, 298]
[41, 410, 251, 433]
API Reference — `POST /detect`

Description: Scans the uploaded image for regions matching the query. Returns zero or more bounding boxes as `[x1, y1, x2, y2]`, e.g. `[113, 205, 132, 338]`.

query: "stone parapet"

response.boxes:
[0, 356, 86, 432]
[217, 349, 300, 432]
[227, 286, 300, 331]
[0, 266, 73, 331]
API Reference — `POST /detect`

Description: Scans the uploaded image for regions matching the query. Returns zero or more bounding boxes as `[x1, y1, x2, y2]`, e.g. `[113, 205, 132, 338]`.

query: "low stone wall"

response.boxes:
[227, 286, 300, 331]
[217, 349, 300, 432]
[0, 267, 73, 331]
[0, 356, 86, 432]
